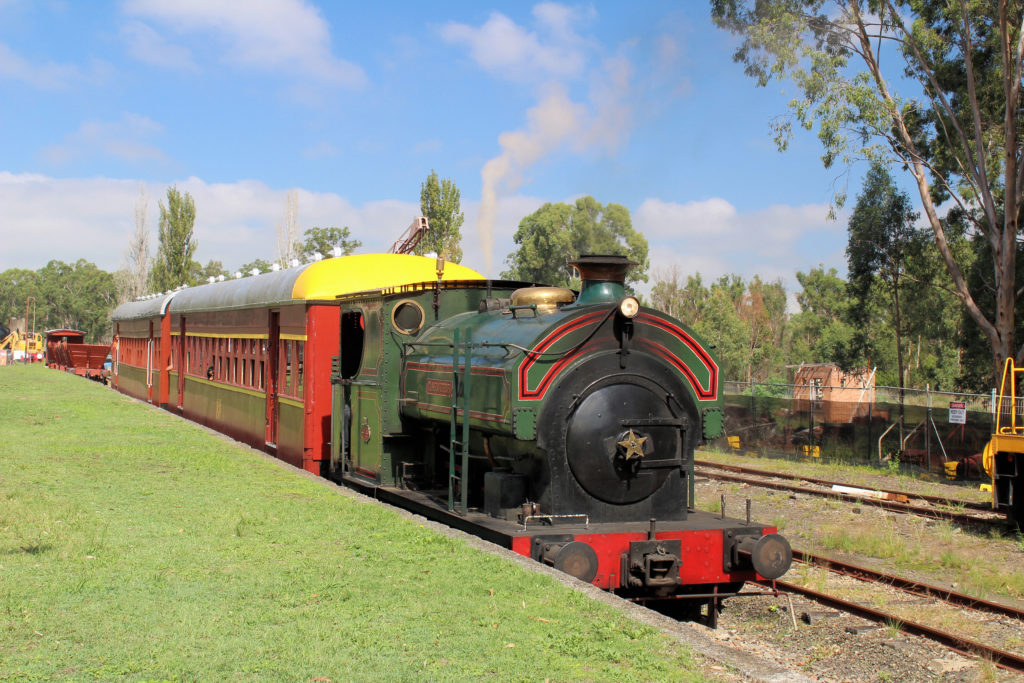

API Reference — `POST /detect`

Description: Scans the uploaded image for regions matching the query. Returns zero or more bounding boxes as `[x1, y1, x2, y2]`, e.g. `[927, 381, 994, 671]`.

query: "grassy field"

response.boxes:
[0, 365, 705, 682]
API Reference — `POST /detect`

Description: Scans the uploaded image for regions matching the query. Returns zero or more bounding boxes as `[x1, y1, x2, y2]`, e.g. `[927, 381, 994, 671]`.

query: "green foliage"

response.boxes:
[197, 259, 228, 282]
[786, 266, 860, 368]
[711, 0, 1024, 384]
[650, 268, 786, 382]
[846, 161, 918, 388]
[150, 186, 198, 291]
[298, 226, 362, 260]
[236, 258, 273, 275]
[0, 260, 116, 342]
[416, 170, 464, 262]
[502, 196, 649, 290]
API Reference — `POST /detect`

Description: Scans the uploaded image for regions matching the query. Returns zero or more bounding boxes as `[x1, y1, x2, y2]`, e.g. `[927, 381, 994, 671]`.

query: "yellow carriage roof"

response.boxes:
[291, 253, 484, 300]
[111, 254, 486, 318]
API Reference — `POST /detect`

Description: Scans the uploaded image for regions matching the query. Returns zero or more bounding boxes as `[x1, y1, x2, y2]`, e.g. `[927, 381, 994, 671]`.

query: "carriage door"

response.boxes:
[266, 311, 280, 447]
[146, 321, 154, 403]
[177, 317, 186, 410]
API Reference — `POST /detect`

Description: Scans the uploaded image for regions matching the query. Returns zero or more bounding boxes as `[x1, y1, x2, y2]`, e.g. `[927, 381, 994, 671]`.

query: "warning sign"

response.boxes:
[948, 401, 967, 424]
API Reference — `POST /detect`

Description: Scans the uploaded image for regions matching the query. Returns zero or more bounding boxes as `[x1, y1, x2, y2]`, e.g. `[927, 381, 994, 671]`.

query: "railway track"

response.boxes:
[693, 459, 1003, 529]
[764, 549, 1024, 673]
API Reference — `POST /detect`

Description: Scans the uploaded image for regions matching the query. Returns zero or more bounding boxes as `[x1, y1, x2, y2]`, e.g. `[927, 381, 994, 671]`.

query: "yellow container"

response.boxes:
[980, 483, 992, 493]
[801, 445, 821, 458]
[943, 461, 959, 480]
[727, 436, 741, 449]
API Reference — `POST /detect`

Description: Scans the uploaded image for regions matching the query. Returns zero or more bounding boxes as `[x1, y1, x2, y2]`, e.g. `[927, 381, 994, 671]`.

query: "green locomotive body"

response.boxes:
[329, 256, 788, 607]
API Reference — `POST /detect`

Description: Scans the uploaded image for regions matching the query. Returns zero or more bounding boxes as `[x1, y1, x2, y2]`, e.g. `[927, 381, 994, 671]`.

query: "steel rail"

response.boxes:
[693, 467, 1002, 529]
[695, 458, 990, 511]
[763, 578, 1024, 673]
[792, 549, 1024, 621]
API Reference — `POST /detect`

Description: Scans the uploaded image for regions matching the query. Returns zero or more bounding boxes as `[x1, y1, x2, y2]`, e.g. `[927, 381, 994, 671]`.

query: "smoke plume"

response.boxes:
[477, 58, 634, 275]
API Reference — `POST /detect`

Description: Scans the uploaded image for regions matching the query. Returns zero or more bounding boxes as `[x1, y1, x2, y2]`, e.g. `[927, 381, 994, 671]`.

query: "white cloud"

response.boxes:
[0, 171, 847, 304]
[635, 197, 738, 238]
[634, 196, 846, 301]
[301, 141, 339, 160]
[413, 138, 443, 155]
[452, 5, 637, 273]
[42, 114, 167, 166]
[0, 171, 546, 280]
[0, 42, 108, 90]
[120, 20, 197, 70]
[439, 5, 588, 81]
[0, 173, 421, 274]
[122, 0, 365, 86]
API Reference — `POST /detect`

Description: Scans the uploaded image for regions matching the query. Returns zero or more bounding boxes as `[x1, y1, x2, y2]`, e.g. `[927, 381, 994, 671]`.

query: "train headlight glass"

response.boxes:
[618, 296, 639, 319]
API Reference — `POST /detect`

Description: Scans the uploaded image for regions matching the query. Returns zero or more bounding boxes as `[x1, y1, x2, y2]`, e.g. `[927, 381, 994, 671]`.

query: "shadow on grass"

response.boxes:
[10, 542, 54, 555]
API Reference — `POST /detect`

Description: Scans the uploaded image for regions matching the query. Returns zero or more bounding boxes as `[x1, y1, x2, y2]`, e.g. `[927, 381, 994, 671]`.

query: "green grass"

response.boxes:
[0, 366, 706, 682]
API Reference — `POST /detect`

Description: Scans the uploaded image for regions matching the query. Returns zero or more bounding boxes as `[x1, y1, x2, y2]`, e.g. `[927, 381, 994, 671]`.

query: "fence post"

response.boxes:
[992, 387, 998, 433]
[925, 384, 932, 471]
[808, 379, 815, 456]
[866, 397, 873, 462]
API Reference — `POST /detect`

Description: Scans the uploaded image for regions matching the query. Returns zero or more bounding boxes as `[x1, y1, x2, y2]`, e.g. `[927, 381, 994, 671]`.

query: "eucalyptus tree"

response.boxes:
[502, 196, 649, 291]
[712, 0, 1024, 382]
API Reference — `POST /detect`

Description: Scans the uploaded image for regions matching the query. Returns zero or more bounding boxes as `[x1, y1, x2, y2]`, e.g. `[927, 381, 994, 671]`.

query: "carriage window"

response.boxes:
[282, 340, 292, 395]
[340, 311, 364, 379]
[296, 342, 304, 396]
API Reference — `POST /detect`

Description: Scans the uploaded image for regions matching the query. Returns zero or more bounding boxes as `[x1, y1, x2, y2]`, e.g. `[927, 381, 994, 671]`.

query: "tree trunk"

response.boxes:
[893, 275, 905, 445]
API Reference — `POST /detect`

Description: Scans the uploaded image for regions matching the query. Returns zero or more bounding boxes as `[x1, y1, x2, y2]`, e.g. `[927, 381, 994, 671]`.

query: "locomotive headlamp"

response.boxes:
[618, 296, 639, 318]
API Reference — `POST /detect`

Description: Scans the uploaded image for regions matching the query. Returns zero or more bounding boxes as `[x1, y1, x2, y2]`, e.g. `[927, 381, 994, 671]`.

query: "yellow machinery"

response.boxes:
[983, 358, 1024, 521]
[0, 329, 44, 360]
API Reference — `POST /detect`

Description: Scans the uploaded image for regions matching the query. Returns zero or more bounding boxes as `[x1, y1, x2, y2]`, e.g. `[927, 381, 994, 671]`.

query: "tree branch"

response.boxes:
[958, 0, 1002, 232]
[850, 2, 1000, 350]
[885, 1, 997, 236]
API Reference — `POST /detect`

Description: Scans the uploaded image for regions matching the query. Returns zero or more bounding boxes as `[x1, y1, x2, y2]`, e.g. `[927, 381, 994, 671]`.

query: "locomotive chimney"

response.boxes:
[568, 254, 635, 305]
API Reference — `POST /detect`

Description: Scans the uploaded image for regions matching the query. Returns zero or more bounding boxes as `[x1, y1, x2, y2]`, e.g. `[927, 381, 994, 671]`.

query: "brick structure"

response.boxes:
[792, 363, 875, 423]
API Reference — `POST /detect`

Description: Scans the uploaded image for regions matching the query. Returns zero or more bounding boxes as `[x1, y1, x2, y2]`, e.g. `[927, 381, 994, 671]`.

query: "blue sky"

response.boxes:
[0, 0, 854, 296]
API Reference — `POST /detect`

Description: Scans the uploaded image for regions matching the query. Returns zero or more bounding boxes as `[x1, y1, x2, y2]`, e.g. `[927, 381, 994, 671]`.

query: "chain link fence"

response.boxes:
[718, 380, 995, 478]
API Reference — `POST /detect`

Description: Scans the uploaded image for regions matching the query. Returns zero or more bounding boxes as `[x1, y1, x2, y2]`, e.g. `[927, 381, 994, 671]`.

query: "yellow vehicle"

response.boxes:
[0, 329, 44, 361]
[983, 358, 1024, 522]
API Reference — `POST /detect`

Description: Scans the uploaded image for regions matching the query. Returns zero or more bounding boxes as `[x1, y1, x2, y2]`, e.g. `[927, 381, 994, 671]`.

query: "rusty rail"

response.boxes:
[765, 577, 1024, 673]
[695, 459, 990, 511]
[793, 550, 1024, 621]
[694, 464, 1002, 529]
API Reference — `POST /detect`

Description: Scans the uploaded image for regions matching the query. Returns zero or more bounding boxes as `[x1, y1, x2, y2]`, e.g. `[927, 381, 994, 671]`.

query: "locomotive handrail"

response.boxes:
[996, 357, 1024, 435]
[508, 303, 539, 318]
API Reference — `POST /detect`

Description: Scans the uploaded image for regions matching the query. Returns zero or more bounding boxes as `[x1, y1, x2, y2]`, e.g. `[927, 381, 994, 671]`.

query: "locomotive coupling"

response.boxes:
[532, 536, 599, 584]
[624, 539, 682, 588]
[728, 533, 792, 580]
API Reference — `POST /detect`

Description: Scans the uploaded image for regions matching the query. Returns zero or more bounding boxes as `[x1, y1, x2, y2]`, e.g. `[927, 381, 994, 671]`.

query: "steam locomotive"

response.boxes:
[110, 252, 790, 622]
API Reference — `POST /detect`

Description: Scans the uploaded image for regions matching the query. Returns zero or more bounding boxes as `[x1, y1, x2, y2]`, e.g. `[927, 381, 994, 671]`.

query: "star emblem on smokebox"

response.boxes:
[617, 429, 648, 460]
